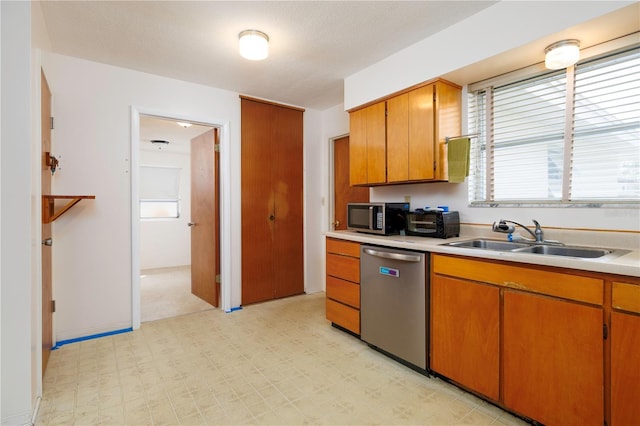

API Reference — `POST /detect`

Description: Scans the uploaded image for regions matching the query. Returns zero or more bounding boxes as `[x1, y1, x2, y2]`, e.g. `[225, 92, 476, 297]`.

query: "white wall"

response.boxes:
[41, 51, 327, 341]
[344, 1, 640, 234]
[344, 1, 634, 110]
[314, 104, 350, 292]
[139, 148, 191, 270]
[42, 52, 247, 341]
[1, 2, 35, 424]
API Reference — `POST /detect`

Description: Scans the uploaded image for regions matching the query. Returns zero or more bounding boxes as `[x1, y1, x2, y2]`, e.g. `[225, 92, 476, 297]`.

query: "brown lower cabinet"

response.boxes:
[610, 282, 640, 425]
[431, 253, 639, 426]
[325, 238, 360, 335]
[502, 291, 603, 425]
[430, 275, 500, 401]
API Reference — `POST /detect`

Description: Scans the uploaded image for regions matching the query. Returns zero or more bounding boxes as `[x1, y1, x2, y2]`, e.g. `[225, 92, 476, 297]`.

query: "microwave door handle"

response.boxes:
[369, 206, 374, 229]
[363, 248, 422, 263]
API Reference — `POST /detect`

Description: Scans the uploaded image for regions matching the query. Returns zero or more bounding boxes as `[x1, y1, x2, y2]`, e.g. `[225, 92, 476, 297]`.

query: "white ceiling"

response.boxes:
[42, 1, 633, 154]
[38, 0, 499, 110]
[140, 115, 212, 153]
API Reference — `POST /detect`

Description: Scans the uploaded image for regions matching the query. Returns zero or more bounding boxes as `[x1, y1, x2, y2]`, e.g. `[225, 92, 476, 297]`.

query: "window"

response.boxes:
[468, 45, 640, 205]
[139, 166, 181, 218]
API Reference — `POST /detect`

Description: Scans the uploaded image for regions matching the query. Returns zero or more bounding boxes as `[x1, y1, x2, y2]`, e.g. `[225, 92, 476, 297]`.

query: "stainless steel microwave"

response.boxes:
[347, 202, 410, 235]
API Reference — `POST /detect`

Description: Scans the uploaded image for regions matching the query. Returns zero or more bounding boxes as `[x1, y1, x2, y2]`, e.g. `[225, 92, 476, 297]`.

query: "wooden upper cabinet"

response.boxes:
[366, 102, 386, 184]
[386, 92, 410, 182]
[349, 102, 386, 185]
[349, 107, 368, 185]
[408, 84, 436, 181]
[350, 78, 461, 186]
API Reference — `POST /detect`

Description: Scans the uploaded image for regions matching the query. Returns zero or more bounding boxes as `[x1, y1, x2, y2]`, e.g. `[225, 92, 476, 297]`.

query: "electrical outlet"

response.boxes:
[404, 195, 411, 203]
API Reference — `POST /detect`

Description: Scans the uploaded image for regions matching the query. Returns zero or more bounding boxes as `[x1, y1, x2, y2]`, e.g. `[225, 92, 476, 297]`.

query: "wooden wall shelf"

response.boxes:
[42, 195, 95, 224]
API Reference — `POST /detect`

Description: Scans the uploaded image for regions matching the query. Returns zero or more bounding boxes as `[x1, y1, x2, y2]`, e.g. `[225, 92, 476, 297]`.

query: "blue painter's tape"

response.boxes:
[52, 327, 133, 350]
[225, 306, 242, 313]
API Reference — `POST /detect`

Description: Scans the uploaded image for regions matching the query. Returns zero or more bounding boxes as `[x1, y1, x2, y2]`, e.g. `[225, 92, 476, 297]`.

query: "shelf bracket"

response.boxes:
[42, 195, 95, 224]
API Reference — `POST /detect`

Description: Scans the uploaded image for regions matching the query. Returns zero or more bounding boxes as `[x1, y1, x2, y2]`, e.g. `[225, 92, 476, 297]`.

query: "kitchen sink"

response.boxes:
[511, 245, 613, 258]
[445, 239, 530, 251]
[442, 238, 628, 259]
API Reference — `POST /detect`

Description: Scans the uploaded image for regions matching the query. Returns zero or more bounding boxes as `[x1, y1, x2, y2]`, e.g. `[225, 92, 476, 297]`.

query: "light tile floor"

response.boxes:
[37, 293, 528, 425]
[140, 267, 213, 323]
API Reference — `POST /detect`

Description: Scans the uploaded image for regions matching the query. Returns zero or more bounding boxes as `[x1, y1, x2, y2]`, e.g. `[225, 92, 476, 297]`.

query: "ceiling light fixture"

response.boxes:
[176, 122, 192, 128]
[150, 139, 170, 150]
[239, 29, 269, 61]
[544, 39, 580, 69]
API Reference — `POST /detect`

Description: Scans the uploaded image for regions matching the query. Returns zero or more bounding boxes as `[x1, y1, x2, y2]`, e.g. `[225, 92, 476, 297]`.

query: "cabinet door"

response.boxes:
[408, 84, 435, 180]
[386, 93, 409, 182]
[611, 311, 640, 426]
[349, 108, 368, 186]
[365, 102, 386, 184]
[349, 102, 386, 185]
[503, 291, 603, 425]
[431, 275, 500, 400]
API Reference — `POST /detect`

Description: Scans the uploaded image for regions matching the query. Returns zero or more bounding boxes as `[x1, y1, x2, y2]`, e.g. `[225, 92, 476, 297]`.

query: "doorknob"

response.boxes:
[42, 238, 53, 246]
[188, 222, 196, 227]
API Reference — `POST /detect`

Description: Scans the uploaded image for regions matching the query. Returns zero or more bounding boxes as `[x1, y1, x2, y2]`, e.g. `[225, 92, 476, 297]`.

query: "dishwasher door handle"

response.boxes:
[363, 248, 422, 263]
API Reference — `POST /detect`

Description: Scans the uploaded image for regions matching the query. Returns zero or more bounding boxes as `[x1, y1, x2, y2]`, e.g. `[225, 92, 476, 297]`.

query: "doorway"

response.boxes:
[131, 108, 231, 329]
[138, 116, 217, 322]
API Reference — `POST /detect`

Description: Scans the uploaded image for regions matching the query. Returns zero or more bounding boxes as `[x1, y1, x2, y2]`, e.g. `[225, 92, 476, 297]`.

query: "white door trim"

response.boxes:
[130, 106, 232, 329]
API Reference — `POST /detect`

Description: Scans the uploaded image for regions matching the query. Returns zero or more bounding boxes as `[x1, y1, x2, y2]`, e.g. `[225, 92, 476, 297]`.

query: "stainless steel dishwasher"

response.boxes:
[360, 245, 427, 371]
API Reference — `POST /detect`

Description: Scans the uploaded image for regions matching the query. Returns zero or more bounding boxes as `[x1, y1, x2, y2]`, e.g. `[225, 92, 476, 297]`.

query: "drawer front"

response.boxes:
[326, 298, 360, 335]
[327, 238, 361, 258]
[327, 253, 360, 283]
[432, 254, 603, 305]
[327, 276, 360, 309]
[612, 282, 640, 314]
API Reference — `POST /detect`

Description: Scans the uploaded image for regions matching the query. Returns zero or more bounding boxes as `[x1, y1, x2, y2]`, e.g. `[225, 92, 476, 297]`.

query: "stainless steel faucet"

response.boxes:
[492, 219, 544, 243]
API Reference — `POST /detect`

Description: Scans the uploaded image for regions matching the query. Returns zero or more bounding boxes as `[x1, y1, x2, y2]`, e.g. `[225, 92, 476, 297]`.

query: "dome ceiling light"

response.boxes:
[544, 39, 580, 69]
[239, 29, 269, 61]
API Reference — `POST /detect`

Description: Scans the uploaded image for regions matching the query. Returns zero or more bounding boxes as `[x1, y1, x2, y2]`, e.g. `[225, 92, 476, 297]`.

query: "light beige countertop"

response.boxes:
[326, 228, 640, 278]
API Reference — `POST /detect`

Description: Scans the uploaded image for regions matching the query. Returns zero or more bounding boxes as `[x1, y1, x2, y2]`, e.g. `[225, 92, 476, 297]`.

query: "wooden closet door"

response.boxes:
[241, 98, 304, 305]
[273, 105, 303, 298]
[241, 99, 276, 304]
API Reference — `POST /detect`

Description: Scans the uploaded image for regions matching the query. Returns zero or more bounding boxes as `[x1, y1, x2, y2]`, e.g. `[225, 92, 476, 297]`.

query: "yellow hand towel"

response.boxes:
[447, 137, 470, 183]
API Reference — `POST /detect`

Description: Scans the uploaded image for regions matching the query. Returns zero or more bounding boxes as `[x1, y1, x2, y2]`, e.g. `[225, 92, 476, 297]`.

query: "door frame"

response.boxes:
[130, 106, 232, 329]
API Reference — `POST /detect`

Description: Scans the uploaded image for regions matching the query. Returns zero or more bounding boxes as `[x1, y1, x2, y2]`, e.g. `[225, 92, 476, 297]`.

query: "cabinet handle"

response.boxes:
[269, 214, 275, 221]
[188, 222, 196, 227]
[42, 238, 53, 246]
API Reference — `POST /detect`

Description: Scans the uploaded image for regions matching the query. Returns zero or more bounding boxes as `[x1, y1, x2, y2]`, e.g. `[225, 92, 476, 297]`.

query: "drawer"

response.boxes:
[612, 282, 640, 314]
[326, 298, 360, 335]
[327, 253, 360, 283]
[327, 238, 361, 258]
[432, 254, 603, 306]
[327, 276, 360, 309]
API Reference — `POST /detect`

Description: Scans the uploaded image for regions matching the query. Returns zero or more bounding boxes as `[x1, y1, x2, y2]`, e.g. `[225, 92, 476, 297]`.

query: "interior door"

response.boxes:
[333, 136, 369, 230]
[241, 99, 274, 304]
[272, 105, 304, 299]
[41, 69, 53, 375]
[190, 128, 219, 307]
[240, 98, 304, 305]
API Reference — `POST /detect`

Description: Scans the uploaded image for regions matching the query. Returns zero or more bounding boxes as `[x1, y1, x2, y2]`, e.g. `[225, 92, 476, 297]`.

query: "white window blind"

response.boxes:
[140, 166, 181, 218]
[468, 45, 640, 205]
